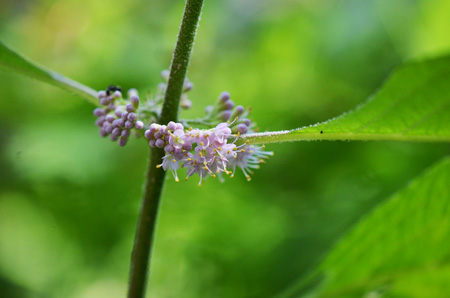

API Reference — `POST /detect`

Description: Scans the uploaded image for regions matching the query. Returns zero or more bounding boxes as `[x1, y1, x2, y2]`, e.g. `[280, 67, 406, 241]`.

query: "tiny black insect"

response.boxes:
[106, 85, 122, 96]
[320, 130, 323, 134]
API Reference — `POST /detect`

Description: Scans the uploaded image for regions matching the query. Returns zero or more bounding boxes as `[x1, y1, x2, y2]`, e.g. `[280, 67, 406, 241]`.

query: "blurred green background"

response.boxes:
[1, 0, 450, 297]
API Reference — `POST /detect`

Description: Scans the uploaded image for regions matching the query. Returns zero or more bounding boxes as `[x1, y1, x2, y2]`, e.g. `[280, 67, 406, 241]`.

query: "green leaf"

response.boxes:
[281, 156, 450, 298]
[243, 56, 450, 144]
[0, 41, 98, 105]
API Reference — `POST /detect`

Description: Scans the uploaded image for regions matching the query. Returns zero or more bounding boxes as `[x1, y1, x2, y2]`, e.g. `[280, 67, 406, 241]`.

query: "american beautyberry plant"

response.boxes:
[1, 0, 449, 297]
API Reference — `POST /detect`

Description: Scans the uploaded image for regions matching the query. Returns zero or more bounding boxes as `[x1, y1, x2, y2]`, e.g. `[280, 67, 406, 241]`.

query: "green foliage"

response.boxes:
[284, 156, 450, 297]
[0, 41, 98, 105]
[245, 56, 450, 144]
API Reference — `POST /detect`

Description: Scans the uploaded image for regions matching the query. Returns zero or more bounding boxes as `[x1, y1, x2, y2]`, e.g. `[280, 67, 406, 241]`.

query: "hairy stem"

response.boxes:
[127, 1, 204, 297]
[159, 0, 204, 124]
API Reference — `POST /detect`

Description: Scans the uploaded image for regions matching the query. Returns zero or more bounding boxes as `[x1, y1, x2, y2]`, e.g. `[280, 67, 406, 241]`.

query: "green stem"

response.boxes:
[127, 1, 204, 297]
[159, 0, 204, 124]
[127, 147, 166, 298]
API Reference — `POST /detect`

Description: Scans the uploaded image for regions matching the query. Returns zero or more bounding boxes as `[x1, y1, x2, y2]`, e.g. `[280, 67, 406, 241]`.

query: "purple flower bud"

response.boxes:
[112, 127, 121, 137]
[181, 98, 192, 109]
[164, 144, 174, 153]
[97, 90, 107, 98]
[95, 116, 106, 127]
[112, 119, 120, 128]
[159, 125, 168, 134]
[121, 129, 131, 138]
[183, 81, 193, 92]
[224, 99, 235, 110]
[121, 112, 129, 120]
[105, 114, 115, 123]
[113, 90, 122, 98]
[135, 121, 144, 129]
[114, 108, 123, 118]
[118, 137, 128, 147]
[204, 105, 214, 114]
[104, 124, 113, 134]
[108, 103, 115, 110]
[219, 91, 230, 102]
[144, 130, 152, 139]
[125, 120, 134, 129]
[93, 108, 105, 117]
[149, 123, 159, 132]
[99, 97, 108, 106]
[236, 123, 248, 134]
[155, 139, 165, 148]
[154, 131, 162, 139]
[99, 129, 108, 137]
[161, 70, 170, 81]
[128, 88, 138, 97]
[220, 110, 232, 121]
[106, 96, 113, 104]
[243, 118, 251, 126]
[149, 139, 156, 147]
[176, 123, 183, 130]
[167, 121, 177, 131]
[130, 95, 140, 107]
[126, 103, 135, 113]
[234, 105, 244, 115]
[127, 113, 137, 121]
[110, 134, 119, 141]
[158, 83, 166, 92]
[117, 119, 125, 128]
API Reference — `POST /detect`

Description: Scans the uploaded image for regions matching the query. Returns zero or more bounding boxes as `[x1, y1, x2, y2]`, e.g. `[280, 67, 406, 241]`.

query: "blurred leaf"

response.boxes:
[244, 56, 450, 144]
[282, 156, 450, 297]
[0, 41, 98, 105]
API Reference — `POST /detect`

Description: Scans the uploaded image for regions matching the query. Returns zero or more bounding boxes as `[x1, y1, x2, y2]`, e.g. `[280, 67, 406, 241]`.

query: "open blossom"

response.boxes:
[144, 121, 272, 185]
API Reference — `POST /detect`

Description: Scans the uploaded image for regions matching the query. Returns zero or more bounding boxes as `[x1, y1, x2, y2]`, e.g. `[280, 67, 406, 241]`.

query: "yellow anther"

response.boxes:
[156, 165, 162, 168]
[172, 159, 176, 162]
[175, 177, 180, 182]
[240, 149, 245, 152]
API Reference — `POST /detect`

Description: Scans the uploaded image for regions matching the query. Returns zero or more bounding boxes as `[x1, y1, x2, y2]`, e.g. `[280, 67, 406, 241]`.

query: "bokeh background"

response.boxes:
[1, 0, 450, 297]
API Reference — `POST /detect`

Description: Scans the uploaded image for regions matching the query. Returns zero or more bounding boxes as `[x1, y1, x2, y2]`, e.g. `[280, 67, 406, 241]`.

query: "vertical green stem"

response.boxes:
[127, 1, 204, 298]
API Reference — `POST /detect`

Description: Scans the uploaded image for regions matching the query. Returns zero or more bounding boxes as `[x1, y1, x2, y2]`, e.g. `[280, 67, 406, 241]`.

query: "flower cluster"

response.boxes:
[93, 86, 145, 146]
[92, 81, 272, 183]
[144, 120, 272, 185]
